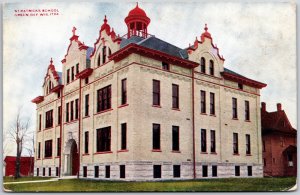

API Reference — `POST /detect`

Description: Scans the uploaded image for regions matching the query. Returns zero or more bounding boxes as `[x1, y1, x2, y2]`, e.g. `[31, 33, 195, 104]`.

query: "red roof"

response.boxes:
[261, 109, 296, 135]
[125, 3, 150, 25]
[128, 3, 147, 17]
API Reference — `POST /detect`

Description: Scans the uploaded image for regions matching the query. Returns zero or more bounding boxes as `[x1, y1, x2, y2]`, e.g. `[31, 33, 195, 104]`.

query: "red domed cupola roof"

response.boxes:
[125, 3, 150, 38]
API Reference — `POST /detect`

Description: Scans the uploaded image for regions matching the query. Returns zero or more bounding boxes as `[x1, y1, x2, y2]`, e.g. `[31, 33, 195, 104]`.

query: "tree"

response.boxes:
[6, 107, 31, 179]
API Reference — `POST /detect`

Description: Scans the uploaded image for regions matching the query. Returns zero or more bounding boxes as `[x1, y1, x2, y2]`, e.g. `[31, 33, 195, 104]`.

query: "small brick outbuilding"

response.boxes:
[4, 156, 34, 177]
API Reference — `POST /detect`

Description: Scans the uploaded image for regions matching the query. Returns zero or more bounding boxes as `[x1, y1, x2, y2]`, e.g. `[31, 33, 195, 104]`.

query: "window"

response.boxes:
[153, 124, 160, 150]
[37, 168, 39, 176]
[108, 48, 112, 56]
[97, 85, 112, 112]
[210, 130, 216, 153]
[75, 99, 79, 119]
[212, 165, 217, 177]
[202, 165, 208, 177]
[70, 101, 74, 121]
[76, 63, 79, 74]
[58, 106, 61, 125]
[233, 133, 239, 154]
[84, 131, 89, 154]
[121, 79, 127, 105]
[85, 77, 89, 84]
[96, 127, 111, 152]
[173, 165, 180, 178]
[57, 138, 61, 156]
[210, 92, 215, 115]
[43, 168, 45, 176]
[172, 84, 179, 109]
[71, 66, 74, 81]
[235, 166, 240, 176]
[238, 83, 243, 90]
[162, 62, 169, 71]
[153, 80, 160, 106]
[200, 90, 206, 113]
[39, 114, 42, 130]
[44, 140, 52, 158]
[246, 134, 251, 155]
[58, 91, 61, 98]
[66, 103, 69, 122]
[85, 94, 89, 116]
[247, 166, 252, 176]
[200, 57, 206, 73]
[201, 129, 207, 153]
[172, 126, 179, 151]
[232, 98, 238, 118]
[38, 142, 41, 159]
[94, 166, 99, 178]
[209, 60, 214, 75]
[245, 101, 250, 120]
[153, 165, 161, 178]
[105, 166, 110, 178]
[67, 69, 70, 84]
[102, 46, 107, 64]
[83, 166, 87, 177]
[45, 110, 53, 128]
[120, 165, 126, 178]
[49, 168, 51, 176]
[56, 167, 59, 177]
[121, 123, 127, 150]
[263, 141, 266, 152]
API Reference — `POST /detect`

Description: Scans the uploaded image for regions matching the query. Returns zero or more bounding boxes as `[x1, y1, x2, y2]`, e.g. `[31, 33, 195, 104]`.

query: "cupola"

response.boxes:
[124, 3, 150, 38]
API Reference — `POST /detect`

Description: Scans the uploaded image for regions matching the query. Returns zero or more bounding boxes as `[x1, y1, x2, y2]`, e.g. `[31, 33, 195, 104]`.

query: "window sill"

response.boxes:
[233, 153, 240, 156]
[82, 153, 90, 156]
[117, 150, 129, 153]
[36, 158, 41, 160]
[55, 156, 61, 158]
[43, 157, 53, 160]
[44, 126, 54, 131]
[171, 150, 181, 153]
[210, 152, 217, 155]
[245, 120, 251, 122]
[94, 151, 113, 155]
[65, 78, 79, 86]
[64, 119, 79, 125]
[232, 118, 239, 120]
[118, 104, 129, 109]
[172, 108, 180, 111]
[201, 152, 208, 154]
[246, 154, 252, 156]
[210, 114, 216, 117]
[94, 108, 113, 116]
[152, 105, 161, 108]
[152, 149, 162, 152]
[200, 113, 207, 115]
[83, 115, 90, 119]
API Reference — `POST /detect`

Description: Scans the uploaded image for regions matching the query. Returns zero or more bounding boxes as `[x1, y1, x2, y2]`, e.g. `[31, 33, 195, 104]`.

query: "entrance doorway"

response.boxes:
[64, 139, 79, 176]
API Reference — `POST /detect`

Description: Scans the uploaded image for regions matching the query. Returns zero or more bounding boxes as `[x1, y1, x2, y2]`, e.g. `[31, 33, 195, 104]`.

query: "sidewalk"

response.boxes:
[3, 178, 59, 185]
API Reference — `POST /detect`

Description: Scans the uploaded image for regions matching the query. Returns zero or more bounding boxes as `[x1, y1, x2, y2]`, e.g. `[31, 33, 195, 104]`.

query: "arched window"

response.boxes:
[108, 47, 111, 56]
[97, 54, 100, 67]
[209, 60, 214, 75]
[200, 57, 206, 73]
[102, 46, 107, 64]
[48, 80, 52, 93]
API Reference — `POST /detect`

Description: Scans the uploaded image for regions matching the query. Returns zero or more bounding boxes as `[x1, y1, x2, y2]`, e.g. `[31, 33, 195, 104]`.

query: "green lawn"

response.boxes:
[3, 177, 296, 192]
[3, 176, 53, 183]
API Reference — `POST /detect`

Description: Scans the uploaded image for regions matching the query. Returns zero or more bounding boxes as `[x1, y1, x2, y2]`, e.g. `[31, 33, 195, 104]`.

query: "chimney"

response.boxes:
[277, 103, 282, 111]
[261, 102, 266, 112]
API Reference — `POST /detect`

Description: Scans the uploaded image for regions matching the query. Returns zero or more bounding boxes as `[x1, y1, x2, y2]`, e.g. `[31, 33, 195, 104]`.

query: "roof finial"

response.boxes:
[204, 23, 208, 32]
[72, 26, 77, 36]
[104, 15, 107, 23]
[50, 57, 53, 65]
[136, 2, 139, 7]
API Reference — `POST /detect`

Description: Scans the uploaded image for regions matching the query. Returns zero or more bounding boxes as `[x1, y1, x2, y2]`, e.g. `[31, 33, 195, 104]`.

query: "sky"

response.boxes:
[2, 1, 296, 155]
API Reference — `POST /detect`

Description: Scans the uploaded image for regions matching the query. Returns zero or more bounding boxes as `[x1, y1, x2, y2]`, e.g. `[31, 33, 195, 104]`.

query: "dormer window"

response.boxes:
[209, 60, 214, 75]
[200, 57, 206, 73]
[162, 62, 169, 71]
